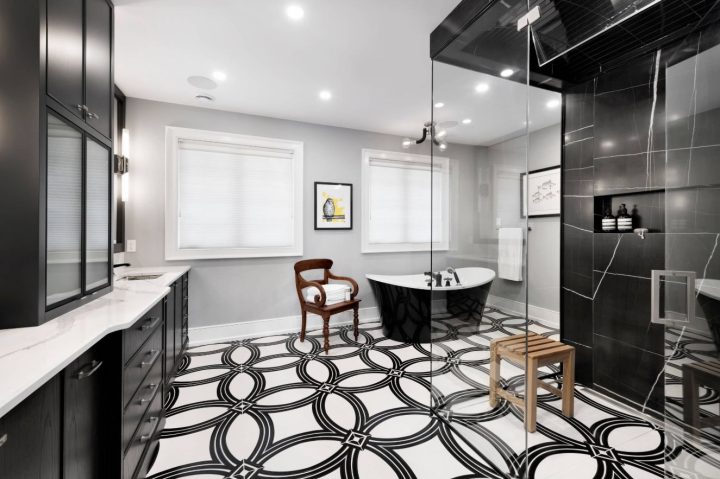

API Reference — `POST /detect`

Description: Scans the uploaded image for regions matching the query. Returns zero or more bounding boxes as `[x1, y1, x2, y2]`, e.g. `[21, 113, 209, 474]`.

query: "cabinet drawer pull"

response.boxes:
[74, 104, 88, 112]
[87, 111, 100, 120]
[139, 316, 161, 332]
[140, 349, 160, 368]
[0, 433, 7, 448]
[76, 360, 103, 380]
[140, 417, 159, 443]
[138, 384, 159, 405]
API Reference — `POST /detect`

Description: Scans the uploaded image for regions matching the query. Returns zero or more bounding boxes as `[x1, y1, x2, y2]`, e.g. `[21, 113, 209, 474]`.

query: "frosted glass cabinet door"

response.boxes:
[85, 137, 111, 291]
[46, 113, 83, 307]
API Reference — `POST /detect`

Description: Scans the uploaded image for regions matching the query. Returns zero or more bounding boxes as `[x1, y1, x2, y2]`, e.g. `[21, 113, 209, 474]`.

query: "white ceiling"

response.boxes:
[114, 0, 561, 146]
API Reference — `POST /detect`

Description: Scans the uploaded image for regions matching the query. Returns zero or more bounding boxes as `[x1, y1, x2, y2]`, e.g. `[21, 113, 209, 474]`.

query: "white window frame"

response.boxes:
[165, 126, 303, 260]
[361, 148, 450, 253]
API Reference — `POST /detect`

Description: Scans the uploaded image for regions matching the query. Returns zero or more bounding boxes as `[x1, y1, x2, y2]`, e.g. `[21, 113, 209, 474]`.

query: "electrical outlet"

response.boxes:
[126, 239, 136, 252]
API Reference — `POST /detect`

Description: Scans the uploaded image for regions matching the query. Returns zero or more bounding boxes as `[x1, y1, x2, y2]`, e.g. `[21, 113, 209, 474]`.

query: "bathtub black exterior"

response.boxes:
[368, 278, 493, 343]
[368, 278, 432, 343]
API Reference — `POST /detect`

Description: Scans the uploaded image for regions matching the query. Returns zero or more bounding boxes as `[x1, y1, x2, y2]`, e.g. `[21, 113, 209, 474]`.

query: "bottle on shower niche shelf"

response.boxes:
[601, 208, 617, 232]
[616, 203, 633, 232]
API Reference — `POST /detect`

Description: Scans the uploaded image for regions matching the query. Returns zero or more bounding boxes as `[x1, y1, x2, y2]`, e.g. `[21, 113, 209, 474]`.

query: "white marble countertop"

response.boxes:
[0, 265, 190, 419]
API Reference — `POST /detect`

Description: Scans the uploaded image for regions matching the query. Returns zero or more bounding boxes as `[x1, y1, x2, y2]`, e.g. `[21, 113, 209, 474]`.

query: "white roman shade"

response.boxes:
[361, 149, 449, 253]
[165, 127, 303, 260]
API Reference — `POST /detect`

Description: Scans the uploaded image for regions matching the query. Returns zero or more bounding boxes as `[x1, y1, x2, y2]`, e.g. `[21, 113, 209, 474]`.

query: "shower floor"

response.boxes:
[147, 307, 720, 479]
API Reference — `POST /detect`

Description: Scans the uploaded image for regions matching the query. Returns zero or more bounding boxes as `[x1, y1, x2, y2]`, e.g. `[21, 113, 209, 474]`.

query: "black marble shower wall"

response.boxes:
[561, 21, 720, 413]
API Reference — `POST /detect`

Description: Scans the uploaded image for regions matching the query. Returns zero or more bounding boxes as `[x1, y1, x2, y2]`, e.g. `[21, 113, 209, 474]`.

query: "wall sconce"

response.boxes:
[114, 128, 130, 202]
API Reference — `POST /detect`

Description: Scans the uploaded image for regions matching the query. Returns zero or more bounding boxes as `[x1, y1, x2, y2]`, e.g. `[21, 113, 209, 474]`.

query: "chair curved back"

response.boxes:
[294, 258, 333, 274]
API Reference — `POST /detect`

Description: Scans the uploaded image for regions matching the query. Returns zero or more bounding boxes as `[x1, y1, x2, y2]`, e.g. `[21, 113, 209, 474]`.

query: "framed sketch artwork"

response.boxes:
[521, 166, 561, 217]
[314, 182, 353, 230]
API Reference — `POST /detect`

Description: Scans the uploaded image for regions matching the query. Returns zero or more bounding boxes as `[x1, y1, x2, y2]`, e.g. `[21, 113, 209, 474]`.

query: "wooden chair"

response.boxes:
[294, 259, 360, 354]
[489, 332, 575, 433]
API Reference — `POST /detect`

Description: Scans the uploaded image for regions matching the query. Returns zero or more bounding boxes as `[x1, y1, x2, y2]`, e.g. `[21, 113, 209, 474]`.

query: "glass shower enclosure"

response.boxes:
[426, 1, 720, 478]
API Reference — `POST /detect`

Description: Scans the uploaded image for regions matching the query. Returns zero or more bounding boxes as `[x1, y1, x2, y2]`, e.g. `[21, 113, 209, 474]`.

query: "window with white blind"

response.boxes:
[165, 127, 303, 260]
[361, 149, 449, 253]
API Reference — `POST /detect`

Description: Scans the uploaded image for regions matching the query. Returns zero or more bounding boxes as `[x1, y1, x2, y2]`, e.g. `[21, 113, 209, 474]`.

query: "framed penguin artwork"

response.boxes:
[314, 182, 353, 230]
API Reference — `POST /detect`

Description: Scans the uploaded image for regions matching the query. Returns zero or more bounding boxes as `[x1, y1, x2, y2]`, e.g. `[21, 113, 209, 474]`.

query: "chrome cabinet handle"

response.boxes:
[140, 349, 160, 368]
[139, 317, 161, 332]
[76, 360, 103, 380]
[0, 433, 7, 448]
[87, 111, 99, 120]
[139, 417, 159, 443]
[74, 104, 88, 112]
[138, 384, 158, 405]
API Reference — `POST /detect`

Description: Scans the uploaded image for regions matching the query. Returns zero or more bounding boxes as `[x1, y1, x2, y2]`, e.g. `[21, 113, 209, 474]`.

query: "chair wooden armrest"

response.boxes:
[327, 272, 359, 299]
[298, 278, 327, 307]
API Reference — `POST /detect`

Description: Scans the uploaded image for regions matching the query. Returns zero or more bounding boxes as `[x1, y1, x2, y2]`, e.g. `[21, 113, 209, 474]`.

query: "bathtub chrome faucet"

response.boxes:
[447, 267, 461, 286]
[424, 272, 443, 287]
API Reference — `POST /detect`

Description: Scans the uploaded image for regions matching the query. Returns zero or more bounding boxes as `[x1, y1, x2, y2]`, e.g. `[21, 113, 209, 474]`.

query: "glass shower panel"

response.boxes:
[662, 26, 720, 475]
[430, 0, 531, 476]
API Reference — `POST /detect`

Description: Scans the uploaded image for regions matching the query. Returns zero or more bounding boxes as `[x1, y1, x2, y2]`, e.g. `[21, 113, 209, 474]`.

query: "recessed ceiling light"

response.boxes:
[286, 5, 305, 21]
[462, 118, 472, 125]
[434, 102, 445, 108]
[212, 71, 227, 82]
[475, 83, 489, 93]
[500, 68, 515, 78]
[546, 99, 561, 109]
[319, 90, 332, 101]
[195, 94, 214, 103]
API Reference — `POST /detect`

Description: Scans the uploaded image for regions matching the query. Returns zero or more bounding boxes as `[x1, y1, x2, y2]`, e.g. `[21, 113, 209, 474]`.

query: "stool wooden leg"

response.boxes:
[526, 357, 538, 433]
[322, 314, 330, 354]
[300, 310, 307, 342]
[562, 350, 575, 418]
[489, 345, 500, 408]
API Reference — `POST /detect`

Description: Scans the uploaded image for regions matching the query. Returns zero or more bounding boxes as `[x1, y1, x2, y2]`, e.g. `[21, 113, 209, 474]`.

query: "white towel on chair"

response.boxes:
[303, 283, 351, 305]
[498, 228, 523, 281]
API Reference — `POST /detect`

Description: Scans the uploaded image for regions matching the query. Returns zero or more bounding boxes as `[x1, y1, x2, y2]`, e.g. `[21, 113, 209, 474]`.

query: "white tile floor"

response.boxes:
[147, 308, 720, 479]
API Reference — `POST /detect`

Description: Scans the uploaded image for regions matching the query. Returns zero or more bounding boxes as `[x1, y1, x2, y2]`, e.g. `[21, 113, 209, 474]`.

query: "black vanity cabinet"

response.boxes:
[164, 274, 190, 393]
[47, 0, 113, 138]
[0, 377, 62, 478]
[122, 301, 165, 479]
[63, 337, 119, 479]
[0, 0, 115, 329]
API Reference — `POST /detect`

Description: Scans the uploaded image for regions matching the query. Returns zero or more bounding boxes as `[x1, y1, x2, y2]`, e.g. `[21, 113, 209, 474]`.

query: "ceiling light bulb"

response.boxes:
[436, 129, 447, 138]
[434, 102, 445, 108]
[546, 98, 561, 109]
[439, 142, 448, 151]
[319, 90, 332, 101]
[212, 71, 227, 82]
[402, 138, 414, 149]
[475, 83, 489, 93]
[286, 5, 305, 21]
[500, 68, 515, 78]
[462, 118, 472, 125]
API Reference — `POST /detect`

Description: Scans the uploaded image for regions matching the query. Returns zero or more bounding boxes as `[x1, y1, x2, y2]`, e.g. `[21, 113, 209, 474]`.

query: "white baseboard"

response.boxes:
[189, 306, 380, 346]
[486, 295, 559, 329]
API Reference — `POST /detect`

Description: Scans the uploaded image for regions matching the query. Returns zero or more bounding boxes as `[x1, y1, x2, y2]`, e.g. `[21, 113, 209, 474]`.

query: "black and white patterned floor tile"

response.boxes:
[147, 308, 720, 479]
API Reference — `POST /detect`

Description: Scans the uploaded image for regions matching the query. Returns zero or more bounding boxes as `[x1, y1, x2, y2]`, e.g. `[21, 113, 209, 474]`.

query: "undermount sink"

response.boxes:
[123, 273, 164, 281]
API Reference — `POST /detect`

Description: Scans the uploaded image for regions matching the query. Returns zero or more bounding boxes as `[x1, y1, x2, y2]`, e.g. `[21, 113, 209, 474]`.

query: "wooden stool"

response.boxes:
[489, 332, 575, 433]
[682, 360, 720, 434]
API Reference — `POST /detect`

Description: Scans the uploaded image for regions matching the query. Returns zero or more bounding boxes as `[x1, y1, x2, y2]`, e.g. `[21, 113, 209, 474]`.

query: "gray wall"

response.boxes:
[123, 98, 475, 328]
[448, 124, 561, 315]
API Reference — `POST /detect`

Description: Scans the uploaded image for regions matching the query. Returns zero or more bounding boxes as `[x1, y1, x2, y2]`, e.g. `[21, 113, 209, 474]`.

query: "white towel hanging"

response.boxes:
[498, 228, 523, 281]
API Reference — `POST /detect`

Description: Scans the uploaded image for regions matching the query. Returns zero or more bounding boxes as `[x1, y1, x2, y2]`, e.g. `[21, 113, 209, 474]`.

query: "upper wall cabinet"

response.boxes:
[0, 0, 114, 329]
[47, 0, 113, 139]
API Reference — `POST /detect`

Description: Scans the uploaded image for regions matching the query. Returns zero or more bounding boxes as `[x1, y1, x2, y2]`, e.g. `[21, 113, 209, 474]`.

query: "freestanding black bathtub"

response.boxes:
[367, 267, 495, 343]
